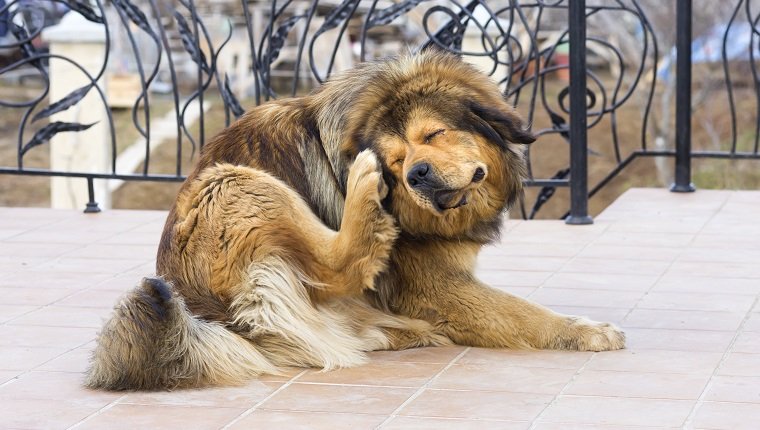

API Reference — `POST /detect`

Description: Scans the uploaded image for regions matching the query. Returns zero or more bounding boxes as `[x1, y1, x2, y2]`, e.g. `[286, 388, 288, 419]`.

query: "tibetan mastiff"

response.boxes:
[86, 51, 624, 391]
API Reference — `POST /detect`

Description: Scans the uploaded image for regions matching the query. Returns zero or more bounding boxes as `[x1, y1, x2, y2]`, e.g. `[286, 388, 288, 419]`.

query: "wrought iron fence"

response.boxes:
[0, 0, 759, 221]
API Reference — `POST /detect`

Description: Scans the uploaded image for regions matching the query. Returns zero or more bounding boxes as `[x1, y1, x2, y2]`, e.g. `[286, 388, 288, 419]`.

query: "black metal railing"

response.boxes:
[1, 0, 759, 221]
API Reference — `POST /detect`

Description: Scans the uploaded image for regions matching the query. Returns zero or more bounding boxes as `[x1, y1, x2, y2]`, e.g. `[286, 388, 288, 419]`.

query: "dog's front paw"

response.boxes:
[560, 316, 626, 352]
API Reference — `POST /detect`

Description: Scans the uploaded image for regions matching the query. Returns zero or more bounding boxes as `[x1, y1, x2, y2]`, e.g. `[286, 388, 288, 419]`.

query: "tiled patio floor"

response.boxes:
[1, 188, 759, 429]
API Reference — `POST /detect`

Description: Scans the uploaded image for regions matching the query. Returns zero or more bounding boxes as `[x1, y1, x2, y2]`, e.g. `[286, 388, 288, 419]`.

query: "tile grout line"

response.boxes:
[0, 337, 95, 389]
[525, 352, 596, 429]
[525, 221, 613, 300]
[618, 197, 726, 325]
[680, 294, 760, 428]
[375, 346, 471, 429]
[66, 394, 129, 430]
[219, 369, 309, 429]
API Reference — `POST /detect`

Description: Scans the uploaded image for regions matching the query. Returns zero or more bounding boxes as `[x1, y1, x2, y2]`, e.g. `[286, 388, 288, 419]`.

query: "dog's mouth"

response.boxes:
[433, 188, 470, 212]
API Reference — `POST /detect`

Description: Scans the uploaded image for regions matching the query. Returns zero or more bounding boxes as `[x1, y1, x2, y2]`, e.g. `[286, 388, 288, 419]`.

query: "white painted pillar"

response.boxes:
[42, 12, 110, 210]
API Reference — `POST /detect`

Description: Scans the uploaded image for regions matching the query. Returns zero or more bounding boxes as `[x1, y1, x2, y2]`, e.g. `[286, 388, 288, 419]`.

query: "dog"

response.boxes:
[85, 51, 625, 391]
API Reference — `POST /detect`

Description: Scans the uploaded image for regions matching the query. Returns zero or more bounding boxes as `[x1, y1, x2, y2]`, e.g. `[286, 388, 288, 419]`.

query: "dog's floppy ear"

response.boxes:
[467, 101, 536, 150]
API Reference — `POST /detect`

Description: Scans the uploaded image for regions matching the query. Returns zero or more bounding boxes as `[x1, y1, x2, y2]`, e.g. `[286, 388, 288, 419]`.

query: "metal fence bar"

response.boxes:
[565, 0, 592, 225]
[2, 1, 759, 218]
[672, 0, 696, 193]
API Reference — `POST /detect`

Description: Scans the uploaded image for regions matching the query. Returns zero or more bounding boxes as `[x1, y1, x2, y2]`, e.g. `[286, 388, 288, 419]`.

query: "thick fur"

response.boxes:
[86, 52, 624, 391]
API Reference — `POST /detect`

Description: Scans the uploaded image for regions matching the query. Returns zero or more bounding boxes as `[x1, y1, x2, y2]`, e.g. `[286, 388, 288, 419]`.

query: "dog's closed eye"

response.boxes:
[424, 129, 445, 143]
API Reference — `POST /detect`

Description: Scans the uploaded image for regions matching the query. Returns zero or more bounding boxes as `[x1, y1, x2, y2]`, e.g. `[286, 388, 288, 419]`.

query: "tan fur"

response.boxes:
[86, 51, 623, 391]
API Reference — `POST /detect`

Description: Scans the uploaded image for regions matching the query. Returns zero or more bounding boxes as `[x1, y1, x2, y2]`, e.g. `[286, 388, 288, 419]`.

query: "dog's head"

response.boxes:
[339, 53, 534, 241]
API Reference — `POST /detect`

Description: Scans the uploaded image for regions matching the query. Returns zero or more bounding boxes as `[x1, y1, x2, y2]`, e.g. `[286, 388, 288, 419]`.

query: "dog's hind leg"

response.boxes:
[179, 151, 397, 303]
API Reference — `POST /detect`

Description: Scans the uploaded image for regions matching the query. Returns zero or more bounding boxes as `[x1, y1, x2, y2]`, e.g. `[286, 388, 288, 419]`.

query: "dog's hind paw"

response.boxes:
[347, 150, 387, 203]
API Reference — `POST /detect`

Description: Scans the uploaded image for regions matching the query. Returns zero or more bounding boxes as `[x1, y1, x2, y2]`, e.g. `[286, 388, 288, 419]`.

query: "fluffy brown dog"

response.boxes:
[86, 52, 625, 391]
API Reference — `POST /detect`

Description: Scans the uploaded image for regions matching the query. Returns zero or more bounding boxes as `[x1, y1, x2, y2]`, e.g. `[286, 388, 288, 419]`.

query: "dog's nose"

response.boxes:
[471, 167, 486, 183]
[407, 162, 431, 187]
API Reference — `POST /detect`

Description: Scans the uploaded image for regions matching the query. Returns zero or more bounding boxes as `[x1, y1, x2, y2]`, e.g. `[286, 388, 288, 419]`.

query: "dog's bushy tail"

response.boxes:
[85, 277, 278, 391]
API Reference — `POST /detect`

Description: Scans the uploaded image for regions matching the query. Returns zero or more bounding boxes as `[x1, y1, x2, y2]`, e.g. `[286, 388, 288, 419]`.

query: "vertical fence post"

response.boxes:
[671, 0, 696, 193]
[84, 177, 101, 214]
[565, 0, 593, 225]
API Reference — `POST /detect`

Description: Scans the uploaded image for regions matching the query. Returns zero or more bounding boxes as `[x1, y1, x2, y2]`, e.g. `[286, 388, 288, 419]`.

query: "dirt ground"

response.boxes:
[1, 76, 759, 219]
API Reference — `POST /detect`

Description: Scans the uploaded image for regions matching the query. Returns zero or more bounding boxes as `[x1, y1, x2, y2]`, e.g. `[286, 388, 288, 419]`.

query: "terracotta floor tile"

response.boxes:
[430, 364, 576, 394]
[8, 305, 112, 328]
[259, 383, 415, 415]
[62, 243, 158, 260]
[39, 216, 152, 233]
[532, 424, 678, 430]
[0, 345, 69, 370]
[0, 325, 96, 349]
[604, 219, 708, 234]
[717, 353, 760, 377]
[368, 346, 465, 364]
[298, 361, 445, 387]
[732, 331, 760, 353]
[667, 261, 760, 279]
[677, 247, 760, 264]
[652, 275, 760, 295]
[75, 404, 246, 430]
[0, 397, 101, 430]
[559, 258, 671, 276]
[0, 304, 37, 323]
[565, 370, 710, 399]
[398, 389, 552, 421]
[474, 270, 553, 287]
[578, 244, 682, 261]
[0, 242, 79, 259]
[537, 395, 694, 427]
[481, 242, 584, 258]
[691, 401, 760, 430]
[506, 222, 608, 244]
[704, 375, 760, 403]
[0, 229, 28, 240]
[228, 410, 386, 430]
[635, 292, 754, 313]
[121, 380, 282, 408]
[5, 229, 117, 245]
[37, 344, 94, 373]
[623, 328, 735, 352]
[475, 257, 568, 272]
[0, 256, 52, 271]
[55, 288, 126, 309]
[530, 288, 642, 309]
[101, 231, 162, 246]
[34, 257, 147, 274]
[585, 349, 723, 374]
[458, 348, 592, 370]
[700, 220, 760, 236]
[382, 416, 530, 430]
[0, 369, 20, 384]
[120, 260, 157, 277]
[0, 286, 80, 306]
[744, 313, 760, 331]
[494, 286, 536, 298]
[622, 309, 746, 331]
[2, 270, 114, 289]
[0, 371, 119, 407]
[542, 272, 658, 292]
[691, 233, 759, 249]
[0, 191, 756, 427]
[593, 231, 695, 247]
